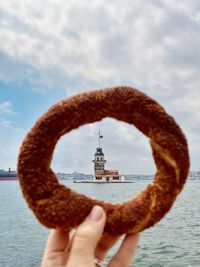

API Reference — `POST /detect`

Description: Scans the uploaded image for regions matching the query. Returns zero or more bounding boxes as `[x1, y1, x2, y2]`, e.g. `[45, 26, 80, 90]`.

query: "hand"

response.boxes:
[41, 205, 140, 267]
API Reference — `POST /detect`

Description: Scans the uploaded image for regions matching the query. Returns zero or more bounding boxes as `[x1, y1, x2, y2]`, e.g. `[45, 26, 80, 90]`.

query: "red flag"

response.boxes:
[99, 131, 103, 138]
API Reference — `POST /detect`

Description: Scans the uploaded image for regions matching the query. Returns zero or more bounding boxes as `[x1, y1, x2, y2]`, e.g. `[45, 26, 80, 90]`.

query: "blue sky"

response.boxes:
[0, 80, 66, 128]
[0, 80, 66, 170]
[0, 0, 200, 174]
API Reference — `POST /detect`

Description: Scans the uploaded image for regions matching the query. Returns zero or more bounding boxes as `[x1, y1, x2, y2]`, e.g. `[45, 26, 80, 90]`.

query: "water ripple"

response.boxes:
[0, 180, 199, 266]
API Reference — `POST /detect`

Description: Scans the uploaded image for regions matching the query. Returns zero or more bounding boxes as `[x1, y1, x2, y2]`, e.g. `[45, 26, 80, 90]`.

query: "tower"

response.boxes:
[92, 131, 106, 175]
[92, 131, 122, 182]
[92, 147, 106, 174]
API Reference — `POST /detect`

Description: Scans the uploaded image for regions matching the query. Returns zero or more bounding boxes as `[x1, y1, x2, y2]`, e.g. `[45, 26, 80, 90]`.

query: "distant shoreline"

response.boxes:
[1, 169, 200, 181]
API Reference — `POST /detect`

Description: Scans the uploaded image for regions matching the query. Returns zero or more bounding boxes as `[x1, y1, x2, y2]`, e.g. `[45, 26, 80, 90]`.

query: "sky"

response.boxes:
[0, 0, 200, 175]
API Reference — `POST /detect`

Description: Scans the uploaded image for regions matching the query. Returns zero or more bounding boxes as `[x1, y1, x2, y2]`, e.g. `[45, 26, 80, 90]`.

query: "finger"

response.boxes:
[95, 233, 120, 261]
[67, 205, 106, 265]
[45, 229, 70, 253]
[41, 229, 70, 267]
[108, 233, 140, 267]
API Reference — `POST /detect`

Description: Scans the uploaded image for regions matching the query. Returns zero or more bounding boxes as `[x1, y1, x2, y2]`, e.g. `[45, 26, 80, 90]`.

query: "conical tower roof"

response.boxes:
[95, 147, 104, 156]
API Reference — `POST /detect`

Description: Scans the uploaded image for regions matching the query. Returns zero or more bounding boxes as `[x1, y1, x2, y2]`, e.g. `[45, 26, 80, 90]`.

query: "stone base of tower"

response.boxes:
[93, 170, 125, 182]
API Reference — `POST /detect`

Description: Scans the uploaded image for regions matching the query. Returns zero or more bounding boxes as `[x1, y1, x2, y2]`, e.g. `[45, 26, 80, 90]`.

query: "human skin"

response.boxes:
[41, 205, 140, 267]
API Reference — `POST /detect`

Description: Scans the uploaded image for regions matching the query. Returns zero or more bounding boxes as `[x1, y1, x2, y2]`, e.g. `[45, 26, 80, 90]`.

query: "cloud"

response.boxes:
[0, 101, 15, 114]
[0, 101, 16, 129]
[0, 0, 199, 101]
[0, 117, 12, 127]
[0, 1, 199, 94]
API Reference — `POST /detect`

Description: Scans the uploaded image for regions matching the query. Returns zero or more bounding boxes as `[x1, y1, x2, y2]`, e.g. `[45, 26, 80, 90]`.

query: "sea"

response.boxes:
[0, 179, 199, 267]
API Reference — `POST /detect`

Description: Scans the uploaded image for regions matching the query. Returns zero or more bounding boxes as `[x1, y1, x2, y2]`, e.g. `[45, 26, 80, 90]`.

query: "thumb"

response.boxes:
[67, 205, 106, 266]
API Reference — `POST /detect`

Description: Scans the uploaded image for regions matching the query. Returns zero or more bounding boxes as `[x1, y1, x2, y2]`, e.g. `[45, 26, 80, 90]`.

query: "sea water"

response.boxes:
[0, 179, 199, 267]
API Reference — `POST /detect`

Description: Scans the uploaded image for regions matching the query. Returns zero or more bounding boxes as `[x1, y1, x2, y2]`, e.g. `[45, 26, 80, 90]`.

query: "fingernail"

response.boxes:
[89, 205, 103, 221]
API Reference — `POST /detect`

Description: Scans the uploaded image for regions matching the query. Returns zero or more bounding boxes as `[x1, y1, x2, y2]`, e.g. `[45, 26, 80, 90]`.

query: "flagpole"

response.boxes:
[98, 130, 103, 147]
[99, 130, 100, 147]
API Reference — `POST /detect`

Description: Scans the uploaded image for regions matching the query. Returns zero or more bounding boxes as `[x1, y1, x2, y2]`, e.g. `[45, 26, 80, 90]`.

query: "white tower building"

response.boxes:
[92, 147, 106, 174]
[92, 131, 122, 182]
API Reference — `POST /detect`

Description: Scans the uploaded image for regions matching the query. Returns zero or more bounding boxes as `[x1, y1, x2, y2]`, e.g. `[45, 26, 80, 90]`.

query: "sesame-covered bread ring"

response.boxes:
[17, 87, 189, 235]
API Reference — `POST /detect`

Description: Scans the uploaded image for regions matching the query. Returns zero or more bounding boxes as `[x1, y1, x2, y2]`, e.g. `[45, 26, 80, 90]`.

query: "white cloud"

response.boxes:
[0, 117, 12, 127]
[176, 94, 200, 117]
[0, 1, 199, 97]
[0, 101, 15, 128]
[0, 101, 15, 114]
[0, 101, 16, 130]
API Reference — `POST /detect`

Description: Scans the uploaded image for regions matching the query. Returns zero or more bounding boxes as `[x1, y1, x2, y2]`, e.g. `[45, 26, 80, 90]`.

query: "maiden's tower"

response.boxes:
[92, 132, 124, 182]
